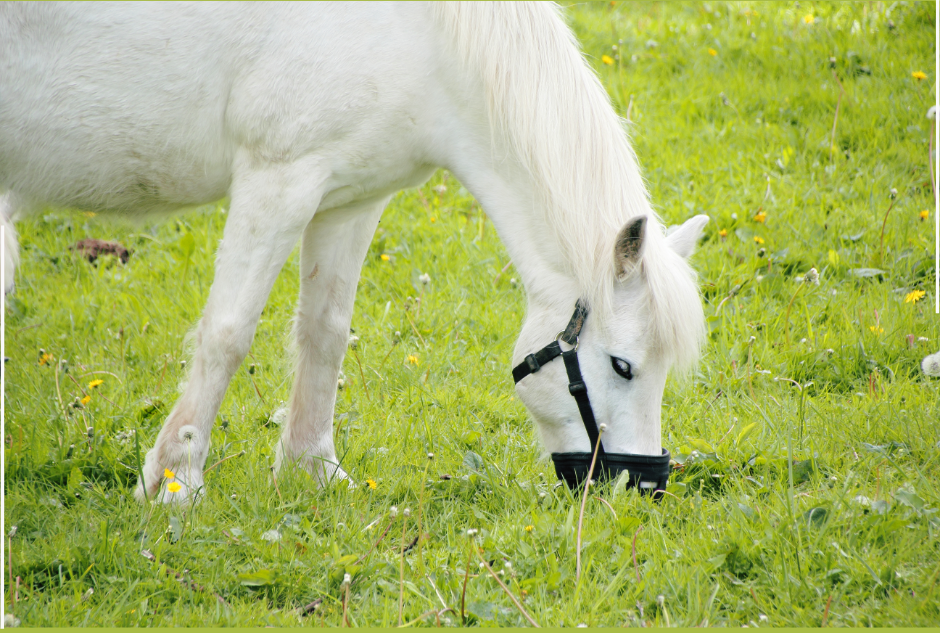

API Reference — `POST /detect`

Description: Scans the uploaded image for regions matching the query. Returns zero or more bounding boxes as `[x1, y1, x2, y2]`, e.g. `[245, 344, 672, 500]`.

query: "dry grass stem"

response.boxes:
[576, 425, 605, 582]
[475, 551, 540, 627]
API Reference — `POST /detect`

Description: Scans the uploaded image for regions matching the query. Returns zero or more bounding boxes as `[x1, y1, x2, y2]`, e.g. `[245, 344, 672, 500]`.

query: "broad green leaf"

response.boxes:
[238, 569, 278, 587]
[735, 423, 758, 446]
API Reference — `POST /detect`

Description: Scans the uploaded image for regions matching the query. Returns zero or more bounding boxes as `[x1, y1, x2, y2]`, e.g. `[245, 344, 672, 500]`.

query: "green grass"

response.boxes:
[3, 1, 938, 627]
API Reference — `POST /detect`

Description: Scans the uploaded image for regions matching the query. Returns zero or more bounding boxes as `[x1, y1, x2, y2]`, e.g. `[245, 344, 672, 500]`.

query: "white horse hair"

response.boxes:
[1, 2, 708, 502]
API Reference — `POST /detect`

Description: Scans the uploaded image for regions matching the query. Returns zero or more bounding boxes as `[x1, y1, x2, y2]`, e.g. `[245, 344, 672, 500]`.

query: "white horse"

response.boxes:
[1, 2, 708, 502]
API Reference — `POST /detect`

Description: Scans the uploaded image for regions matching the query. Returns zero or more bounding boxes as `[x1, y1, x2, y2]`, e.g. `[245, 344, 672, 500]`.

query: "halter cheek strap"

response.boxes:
[512, 299, 602, 453]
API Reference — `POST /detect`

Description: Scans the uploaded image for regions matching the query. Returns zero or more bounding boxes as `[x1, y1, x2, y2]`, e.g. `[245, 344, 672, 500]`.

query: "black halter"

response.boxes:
[513, 300, 671, 497]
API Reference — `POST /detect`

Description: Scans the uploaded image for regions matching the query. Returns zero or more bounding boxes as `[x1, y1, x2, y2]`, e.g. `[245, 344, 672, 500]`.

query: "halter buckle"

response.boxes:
[554, 331, 579, 351]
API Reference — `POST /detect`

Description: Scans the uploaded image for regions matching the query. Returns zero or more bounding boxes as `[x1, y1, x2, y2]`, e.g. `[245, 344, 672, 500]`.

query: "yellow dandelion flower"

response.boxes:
[869, 326, 884, 334]
[601, 54, 615, 66]
[524, 525, 534, 532]
[920, 209, 929, 221]
[754, 236, 765, 244]
[407, 354, 419, 365]
[38, 352, 53, 366]
[912, 71, 927, 81]
[365, 478, 378, 490]
[719, 229, 728, 238]
[430, 217, 436, 223]
[905, 290, 926, 304]
[803, 14, 814, 24]
[80, 395, 91, 406]
[164, 468, 176, 479]
[753, 211, 767, 223]
[167, 481, 182, 493]
[708, 48, 718, 57]
[380, 254, 390, 261]
[87, 379, 104, 389]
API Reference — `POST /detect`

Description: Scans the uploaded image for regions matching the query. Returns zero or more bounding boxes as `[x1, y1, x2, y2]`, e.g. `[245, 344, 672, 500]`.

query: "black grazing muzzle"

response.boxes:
[512, 300, 671, 498]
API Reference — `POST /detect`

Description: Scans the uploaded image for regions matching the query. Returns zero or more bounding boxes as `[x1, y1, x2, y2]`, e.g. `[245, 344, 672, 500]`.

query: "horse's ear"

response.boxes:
[665, 214, 709, 259]
[614, 215, 647, 279]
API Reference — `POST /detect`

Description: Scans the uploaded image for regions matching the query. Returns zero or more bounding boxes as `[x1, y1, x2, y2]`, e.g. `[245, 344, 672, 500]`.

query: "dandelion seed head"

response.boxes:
[177, 425, 199, 443]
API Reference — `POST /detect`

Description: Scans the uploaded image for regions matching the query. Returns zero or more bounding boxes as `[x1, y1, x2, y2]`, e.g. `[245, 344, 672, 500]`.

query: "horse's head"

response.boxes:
[513, 214, 709, 491]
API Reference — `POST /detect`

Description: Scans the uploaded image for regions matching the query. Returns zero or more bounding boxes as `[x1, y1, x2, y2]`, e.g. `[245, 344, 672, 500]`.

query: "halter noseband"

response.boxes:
[513, 300, 671, 497]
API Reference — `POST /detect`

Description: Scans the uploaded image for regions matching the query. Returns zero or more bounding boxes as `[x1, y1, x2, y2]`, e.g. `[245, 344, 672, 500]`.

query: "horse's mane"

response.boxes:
[432, 2, 704, 372]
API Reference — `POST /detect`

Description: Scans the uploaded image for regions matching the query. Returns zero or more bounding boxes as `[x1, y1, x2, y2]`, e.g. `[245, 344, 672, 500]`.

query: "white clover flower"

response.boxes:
[403, 508, 411, 518]
[348, 335, 359, 350]
[804, 268, 819, 285]
[389, 506, 398, 518]
[419, 273, 431, 285]
[928, 106, 936, 120]
[343, 573, 352, 586]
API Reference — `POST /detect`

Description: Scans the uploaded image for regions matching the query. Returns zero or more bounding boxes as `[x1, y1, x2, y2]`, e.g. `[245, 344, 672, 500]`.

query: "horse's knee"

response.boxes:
[196, 316, 254, 372]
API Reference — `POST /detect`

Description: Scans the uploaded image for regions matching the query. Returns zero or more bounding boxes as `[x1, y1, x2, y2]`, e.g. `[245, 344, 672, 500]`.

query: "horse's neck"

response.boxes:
[446, 144, 581, 325]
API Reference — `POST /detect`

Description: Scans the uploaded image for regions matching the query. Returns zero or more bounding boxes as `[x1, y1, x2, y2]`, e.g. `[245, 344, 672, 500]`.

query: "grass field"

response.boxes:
[3, 1, 938, 627]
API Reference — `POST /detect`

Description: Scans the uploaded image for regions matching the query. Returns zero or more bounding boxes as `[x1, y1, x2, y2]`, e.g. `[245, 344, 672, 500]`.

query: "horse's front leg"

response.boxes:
[274, 198, 387, 485]
[136, 155, 328, 503]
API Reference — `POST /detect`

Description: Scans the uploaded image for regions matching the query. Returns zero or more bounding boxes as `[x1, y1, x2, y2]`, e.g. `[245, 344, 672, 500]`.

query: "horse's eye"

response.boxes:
[611, 356, 633, 380]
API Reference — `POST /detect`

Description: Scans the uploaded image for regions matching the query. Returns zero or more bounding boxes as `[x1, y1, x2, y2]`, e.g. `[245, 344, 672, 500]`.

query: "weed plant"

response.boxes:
[3, 1, 938, 627]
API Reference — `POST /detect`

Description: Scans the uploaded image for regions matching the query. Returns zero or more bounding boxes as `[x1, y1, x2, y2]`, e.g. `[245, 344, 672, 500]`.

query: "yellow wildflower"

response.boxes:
[167, 481, 182, 493]
[380, 254, 390, 261]
[601, 54, 615, 66]
[87, 379, 104, 389]
[365, 478, 378, 490]
[754, 236, 765, 244]
[869, 326, 884, 334]
[524, 525, 534, 532]
[920, 209, 929, 221]
[719, 229, 728, 238]
[38, 352, 53, 366]
[708, 48, 718, 57]
[164, 468, 176, 479]
[430, 217, 436, 223]
[753, 211, 767, 223]
[912, 71, 927, 81]
[803, 14, 814, 24]
[80, 395, 91, 406]
[905, 290, 926, 304]
[407, 354, 419, 365]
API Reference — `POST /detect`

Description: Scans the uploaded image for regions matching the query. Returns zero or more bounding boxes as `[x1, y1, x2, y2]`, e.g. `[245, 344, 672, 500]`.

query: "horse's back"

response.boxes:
[0, 2, 443, 216]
